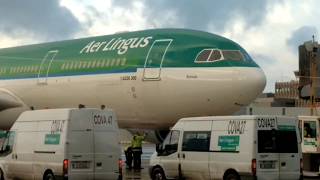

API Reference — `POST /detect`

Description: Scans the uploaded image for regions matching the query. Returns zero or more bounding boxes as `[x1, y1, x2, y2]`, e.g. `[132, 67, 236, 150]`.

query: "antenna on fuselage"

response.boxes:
[78, 104, 86, 109]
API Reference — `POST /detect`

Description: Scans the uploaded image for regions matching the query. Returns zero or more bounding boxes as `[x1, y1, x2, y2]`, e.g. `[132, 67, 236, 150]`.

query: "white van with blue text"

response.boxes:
[149, 115, 302, 180]
[0, 108, 122, 180]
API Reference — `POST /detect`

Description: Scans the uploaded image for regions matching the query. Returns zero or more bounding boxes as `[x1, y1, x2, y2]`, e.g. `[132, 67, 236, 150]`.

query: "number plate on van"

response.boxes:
[71, 161, 90, 169]
[260, 161, 275, 169]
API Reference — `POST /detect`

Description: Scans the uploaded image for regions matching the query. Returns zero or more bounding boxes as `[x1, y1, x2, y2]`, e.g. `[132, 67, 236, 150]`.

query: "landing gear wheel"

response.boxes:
[44, 172, 55, 180]
[224, 171, 240, 180]
[152, 167, 166, 180]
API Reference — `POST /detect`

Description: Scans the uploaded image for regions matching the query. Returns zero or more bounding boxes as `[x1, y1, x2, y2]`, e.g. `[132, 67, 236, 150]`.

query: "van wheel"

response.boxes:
[152, 167, 166, 180]
[44, 172, 55, 180]
[224, 171, 240, 180]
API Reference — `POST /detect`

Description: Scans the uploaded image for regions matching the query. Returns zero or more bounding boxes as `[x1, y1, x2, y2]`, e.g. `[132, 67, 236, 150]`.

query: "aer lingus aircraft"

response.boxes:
[0, 29, 265, 141]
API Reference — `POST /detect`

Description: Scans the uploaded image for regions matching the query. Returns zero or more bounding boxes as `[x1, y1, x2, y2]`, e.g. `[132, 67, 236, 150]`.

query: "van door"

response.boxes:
[256, 118, 300, 180]
[180, 131, 211, 179]
[301, 120, 317, 152]
[277, 125, 300, 179]
[68, 111, 94, 179]
[92, 111, 120, 179]
[9, 129, 35, 179]
[156, 130, 181, 179]
[257, 129, 279, 180]
[1, 131, 17, 179]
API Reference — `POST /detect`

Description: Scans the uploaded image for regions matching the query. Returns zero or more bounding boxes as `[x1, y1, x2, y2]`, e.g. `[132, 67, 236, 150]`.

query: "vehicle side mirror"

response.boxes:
[156, 144, 163, 154]
[5, 145, 10, 152]
[165, 144, 177, 152]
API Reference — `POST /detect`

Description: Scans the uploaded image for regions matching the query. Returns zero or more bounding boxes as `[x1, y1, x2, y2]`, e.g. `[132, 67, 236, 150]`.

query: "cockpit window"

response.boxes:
[222, 50, 244, 61]
[195, 49, 244, 63]
[196, 49, 211, 62]
[208, 50, 222, 61]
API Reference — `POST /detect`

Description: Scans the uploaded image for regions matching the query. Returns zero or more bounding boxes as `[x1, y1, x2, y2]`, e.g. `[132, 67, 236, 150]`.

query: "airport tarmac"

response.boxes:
[123, 159, 151, 180]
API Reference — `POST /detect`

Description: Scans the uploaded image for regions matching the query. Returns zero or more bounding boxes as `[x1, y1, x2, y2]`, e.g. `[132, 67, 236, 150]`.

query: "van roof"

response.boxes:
[16, 108, 112, 122]
[298, 116, 320, 120]
[179, 115, 296, 121]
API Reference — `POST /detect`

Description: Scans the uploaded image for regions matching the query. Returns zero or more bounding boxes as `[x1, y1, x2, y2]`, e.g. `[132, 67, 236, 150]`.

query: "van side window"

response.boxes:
[304, 121, 316, 138]
[158, 130, 180, 156]
[182, 131, 210, 152]
[0, 131, 15, 155]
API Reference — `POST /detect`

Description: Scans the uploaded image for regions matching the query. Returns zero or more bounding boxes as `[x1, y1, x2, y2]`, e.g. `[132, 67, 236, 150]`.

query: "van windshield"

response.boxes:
[258, 130, 298, 153]
[157, 130, 180, 156]
[0, 131, 15, 155]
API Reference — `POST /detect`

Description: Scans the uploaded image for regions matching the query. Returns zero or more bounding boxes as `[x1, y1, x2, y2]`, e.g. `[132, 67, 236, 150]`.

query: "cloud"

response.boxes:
[0, 0, 81, 41]
[286, 26, 318, 52]
[251, 53, 277, 66]
[112, 0, 271, 32]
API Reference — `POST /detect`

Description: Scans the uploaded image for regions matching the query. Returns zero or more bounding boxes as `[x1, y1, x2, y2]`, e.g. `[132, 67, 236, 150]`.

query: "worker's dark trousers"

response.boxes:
[132, 147, 142, 169]
[125, 149, 133, 169]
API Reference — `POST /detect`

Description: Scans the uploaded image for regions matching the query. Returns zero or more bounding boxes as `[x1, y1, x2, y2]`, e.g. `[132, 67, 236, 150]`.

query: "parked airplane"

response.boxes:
[0, 28, 265, 141]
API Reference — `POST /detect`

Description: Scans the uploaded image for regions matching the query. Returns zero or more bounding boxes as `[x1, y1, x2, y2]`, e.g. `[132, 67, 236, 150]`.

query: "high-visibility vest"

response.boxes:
[131, 135, 144, 148]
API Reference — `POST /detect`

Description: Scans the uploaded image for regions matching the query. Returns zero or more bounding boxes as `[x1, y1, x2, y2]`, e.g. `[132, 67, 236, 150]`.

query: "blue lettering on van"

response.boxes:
[228, 120, 246, 134]
[257, 118, 276, 128]
[94, 114, 112, 125]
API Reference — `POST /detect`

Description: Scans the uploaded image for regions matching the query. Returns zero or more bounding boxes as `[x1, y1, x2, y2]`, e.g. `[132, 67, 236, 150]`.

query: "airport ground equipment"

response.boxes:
[149, 115, 302, 180]
[0, 108, 122, 180]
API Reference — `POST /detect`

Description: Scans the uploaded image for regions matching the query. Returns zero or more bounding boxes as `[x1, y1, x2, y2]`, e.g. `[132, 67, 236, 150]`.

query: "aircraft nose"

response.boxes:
[234, 67, 266, 106]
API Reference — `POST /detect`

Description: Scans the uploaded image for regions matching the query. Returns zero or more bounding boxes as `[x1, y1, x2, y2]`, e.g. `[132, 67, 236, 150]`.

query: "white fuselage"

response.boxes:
[0, 67, 266, 129]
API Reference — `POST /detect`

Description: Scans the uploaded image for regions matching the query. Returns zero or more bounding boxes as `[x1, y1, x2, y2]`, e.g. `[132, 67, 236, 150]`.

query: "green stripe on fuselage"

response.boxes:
[0, 29, 259, 79]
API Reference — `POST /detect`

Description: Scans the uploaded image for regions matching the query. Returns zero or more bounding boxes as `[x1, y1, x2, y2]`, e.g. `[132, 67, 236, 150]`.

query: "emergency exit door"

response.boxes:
[143, 39, 172, 80]
[37, 50, 58, 84]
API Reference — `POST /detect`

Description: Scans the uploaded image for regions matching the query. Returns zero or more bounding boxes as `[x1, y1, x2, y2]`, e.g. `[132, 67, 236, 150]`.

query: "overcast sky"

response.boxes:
[0, 0, 319, 92]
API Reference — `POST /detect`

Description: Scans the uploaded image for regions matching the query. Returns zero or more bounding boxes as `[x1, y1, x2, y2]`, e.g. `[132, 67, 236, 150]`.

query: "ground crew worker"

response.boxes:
[131, 133, 145, 170]
[124, 145, 133, 169]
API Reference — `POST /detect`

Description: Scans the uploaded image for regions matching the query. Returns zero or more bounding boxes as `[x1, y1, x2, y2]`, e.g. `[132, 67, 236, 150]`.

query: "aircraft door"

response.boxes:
[143, 39, 172, 80]
[37, 50, 58, 85]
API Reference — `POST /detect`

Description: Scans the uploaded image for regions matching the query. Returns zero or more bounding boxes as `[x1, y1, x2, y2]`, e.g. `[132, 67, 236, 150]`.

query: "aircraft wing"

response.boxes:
[0, 90, 23, 111]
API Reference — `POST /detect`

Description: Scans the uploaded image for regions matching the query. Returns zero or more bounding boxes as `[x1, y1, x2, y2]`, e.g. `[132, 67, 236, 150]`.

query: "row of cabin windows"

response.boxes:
[0, 58, 127, 75]
[0, 68, 7, 74]
[7, 66, 39, 74]
[61, 58, 127, 70]
[195, 49, 244, 63]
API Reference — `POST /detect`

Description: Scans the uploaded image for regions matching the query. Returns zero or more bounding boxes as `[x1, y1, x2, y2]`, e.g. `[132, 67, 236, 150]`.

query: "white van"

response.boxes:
[298, 116, 320, 177]
[149, 115, 302, 180]
[0, 108, 122, 180]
